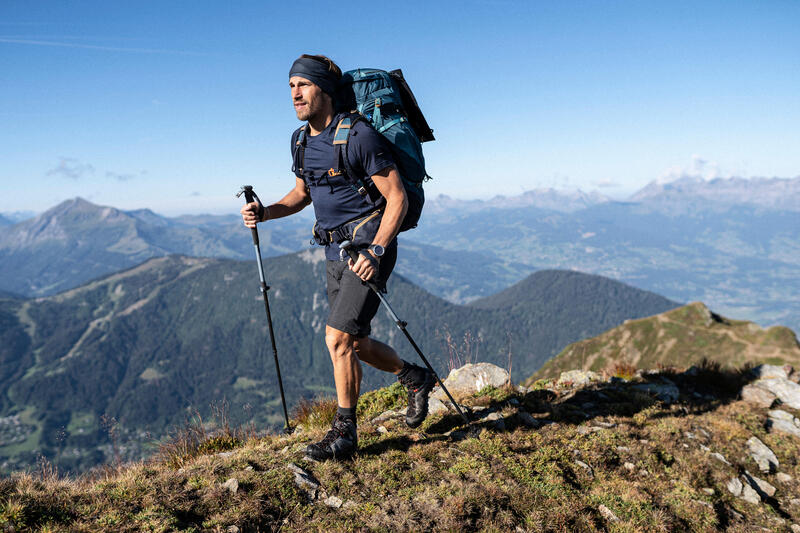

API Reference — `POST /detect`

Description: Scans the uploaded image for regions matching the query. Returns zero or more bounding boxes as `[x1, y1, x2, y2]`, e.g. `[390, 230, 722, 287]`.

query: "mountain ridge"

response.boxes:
[0, 252, 680, 473]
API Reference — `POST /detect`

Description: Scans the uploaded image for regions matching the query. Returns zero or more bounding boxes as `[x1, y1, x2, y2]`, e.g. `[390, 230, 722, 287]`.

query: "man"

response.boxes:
[241, 54, 435, 461]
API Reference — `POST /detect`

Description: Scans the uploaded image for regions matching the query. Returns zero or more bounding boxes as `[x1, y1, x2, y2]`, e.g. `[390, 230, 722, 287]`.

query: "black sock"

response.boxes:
[337, 406, 357, 423]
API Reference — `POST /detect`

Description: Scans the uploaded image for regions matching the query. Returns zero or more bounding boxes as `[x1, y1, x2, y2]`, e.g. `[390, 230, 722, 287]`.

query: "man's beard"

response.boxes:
[295, 99, 318, 121]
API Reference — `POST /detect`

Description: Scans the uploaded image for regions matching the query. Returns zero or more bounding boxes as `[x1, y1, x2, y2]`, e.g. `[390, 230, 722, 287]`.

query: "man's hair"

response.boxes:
[298, 54, 342, 79]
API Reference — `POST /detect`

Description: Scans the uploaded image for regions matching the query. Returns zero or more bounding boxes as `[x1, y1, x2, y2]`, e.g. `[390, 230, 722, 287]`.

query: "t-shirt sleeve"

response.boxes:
[348, 122, 396, 178]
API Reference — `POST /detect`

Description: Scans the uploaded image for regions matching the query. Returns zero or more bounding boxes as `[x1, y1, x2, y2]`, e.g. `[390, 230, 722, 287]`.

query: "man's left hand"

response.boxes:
[348, 251, 379, 282]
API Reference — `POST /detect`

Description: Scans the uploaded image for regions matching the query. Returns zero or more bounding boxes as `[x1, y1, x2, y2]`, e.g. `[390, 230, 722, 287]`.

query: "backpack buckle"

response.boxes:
[328, 168, 343, 177]
[357, 186, 367, 196]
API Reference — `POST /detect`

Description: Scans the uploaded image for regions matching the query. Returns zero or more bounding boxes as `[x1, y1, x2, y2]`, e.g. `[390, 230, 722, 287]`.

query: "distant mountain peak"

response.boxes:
[428, 188, 610, 214]
[629, 175, 800, 211]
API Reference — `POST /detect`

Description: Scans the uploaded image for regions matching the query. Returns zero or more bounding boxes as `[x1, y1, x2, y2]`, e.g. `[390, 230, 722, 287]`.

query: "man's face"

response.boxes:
[290, 75, 327, 121]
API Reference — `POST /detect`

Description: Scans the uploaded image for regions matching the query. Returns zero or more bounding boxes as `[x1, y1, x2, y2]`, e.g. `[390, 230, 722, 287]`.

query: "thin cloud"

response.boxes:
[105, 171, 135, 182]
[46, 158, 95, 180]
[657, 154, 722, 184]
[593, 179, 621, 188]
[0, 37, 208, 56]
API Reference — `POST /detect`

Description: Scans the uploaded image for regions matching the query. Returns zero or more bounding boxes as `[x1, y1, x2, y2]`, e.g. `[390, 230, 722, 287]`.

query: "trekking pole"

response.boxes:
[236, 185, 291, 433]
[339, 240, 470, 425]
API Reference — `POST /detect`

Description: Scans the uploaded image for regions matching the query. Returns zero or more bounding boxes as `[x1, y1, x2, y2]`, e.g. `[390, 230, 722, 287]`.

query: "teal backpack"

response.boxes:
[335, 68, 434, 231]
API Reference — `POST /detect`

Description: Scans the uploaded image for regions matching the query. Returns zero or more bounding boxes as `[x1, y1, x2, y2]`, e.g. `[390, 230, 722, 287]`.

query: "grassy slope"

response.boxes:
[529, 302, 800, 383]
[2, 366, 799, 532]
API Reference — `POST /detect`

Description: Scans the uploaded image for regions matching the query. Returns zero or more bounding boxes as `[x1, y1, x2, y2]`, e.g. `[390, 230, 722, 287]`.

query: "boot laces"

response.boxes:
[317, 415, 353, 449]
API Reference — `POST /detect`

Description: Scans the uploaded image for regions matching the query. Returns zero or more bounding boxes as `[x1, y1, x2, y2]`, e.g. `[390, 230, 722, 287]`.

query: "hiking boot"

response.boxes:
[304, 414, 357, 461]
[399, 365, 436, 428]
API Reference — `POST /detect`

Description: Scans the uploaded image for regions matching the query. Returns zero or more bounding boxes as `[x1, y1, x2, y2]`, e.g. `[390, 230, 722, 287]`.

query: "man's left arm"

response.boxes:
[348, 165, 407, 280]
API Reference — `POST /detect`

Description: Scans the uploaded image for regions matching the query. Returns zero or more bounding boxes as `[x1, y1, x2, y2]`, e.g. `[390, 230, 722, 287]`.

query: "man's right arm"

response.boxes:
[240, 177, 311, 228]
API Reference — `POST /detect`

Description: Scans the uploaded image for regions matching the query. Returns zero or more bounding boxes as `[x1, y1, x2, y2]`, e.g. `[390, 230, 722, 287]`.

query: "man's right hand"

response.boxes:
[240, 201, 264, 228]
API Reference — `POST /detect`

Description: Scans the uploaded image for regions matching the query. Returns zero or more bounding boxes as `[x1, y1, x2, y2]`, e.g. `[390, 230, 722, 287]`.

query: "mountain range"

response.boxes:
[0, 252, 678, 473]
[2, 175, 797, 330]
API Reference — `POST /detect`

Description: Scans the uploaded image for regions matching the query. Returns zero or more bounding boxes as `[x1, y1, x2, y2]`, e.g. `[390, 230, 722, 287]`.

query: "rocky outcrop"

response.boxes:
[430, 362, 510, 403]
[741, 365, 800, 410]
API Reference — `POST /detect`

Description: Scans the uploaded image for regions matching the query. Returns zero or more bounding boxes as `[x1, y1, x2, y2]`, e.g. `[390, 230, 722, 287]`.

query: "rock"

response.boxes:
[740, 483, 761, 504]
[791, 499, 800, 507]
[740, 384, 777, 408]
[598, 504, 619, 522]
[431, 363, 510, 401]
[216, 451, 234, 459]
[371, 409, 405, 424]
[594, 421, 617, 429]
[624, 462, 635, 471]
[323, 495, 343, 508]
[245, 465, 254, 471]
[483, 411, 505, 430]
[287, 463, 320, 498]
[575, 460, 593, 475]
[766, 410, 800, 438]
[557, 370, 602, 387]
[754, 378, 800, 409]
[701, 488, 714, 496]
[377, 426, 388, 434]
[752, 364, 790, 380]
[616, 446, 631, 453]
[342, 500, 358, 510]
[710, 452, 731, 466]
[746, 436, 779, 473]
[791, 525, 800, 533]
[632, 380, 680, 403]
[776, 472, 793, 483]
[222, 478, 239, 494]
[226, 527, 240, 533]
[517, 411, 540, 428]
[427, 397, 448, 416]
[743, 470, 776, 498]
[726, 477, 743, 497]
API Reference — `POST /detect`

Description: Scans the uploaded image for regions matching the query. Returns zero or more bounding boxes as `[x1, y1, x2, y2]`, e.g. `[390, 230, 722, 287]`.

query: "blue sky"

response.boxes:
[1, 0, 798, 215]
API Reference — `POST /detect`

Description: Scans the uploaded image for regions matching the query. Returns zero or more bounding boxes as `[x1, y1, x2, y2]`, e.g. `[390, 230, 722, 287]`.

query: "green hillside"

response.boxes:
[0, 253, 678, 473]
[2, 362, 799, 532]
[529, 302, 800, 383]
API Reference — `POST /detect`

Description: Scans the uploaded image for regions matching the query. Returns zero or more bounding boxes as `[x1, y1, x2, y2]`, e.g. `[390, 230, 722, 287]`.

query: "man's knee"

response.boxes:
[325, 327, 355, 358]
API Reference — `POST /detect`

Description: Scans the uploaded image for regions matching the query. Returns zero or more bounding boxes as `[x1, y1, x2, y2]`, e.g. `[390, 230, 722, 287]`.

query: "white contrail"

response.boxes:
[0, 37, 207, 56]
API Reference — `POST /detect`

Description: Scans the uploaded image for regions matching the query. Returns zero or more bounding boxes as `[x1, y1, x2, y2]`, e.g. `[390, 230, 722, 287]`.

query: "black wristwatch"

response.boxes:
[368, 244, 385, 258]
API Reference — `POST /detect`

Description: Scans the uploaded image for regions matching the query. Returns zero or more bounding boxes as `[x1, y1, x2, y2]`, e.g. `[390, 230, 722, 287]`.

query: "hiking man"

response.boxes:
[241, 54, 435, 460]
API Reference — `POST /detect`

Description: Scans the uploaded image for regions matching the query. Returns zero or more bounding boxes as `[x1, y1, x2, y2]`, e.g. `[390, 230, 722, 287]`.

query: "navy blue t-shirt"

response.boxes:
[292, 113, 395, 228]
[291, 113, 395, 258]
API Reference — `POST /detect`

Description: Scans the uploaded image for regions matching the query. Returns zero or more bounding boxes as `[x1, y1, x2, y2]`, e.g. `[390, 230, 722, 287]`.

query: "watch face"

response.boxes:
[371, 244, 385, 257]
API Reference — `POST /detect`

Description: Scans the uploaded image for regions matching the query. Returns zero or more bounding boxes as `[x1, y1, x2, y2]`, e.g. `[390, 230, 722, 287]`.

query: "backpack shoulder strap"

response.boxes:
[332, 114, 383, 204]
[291, 124, 308, 178]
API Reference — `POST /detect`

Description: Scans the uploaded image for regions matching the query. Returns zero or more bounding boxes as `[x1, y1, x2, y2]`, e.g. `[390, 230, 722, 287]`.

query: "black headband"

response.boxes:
[289, 57, 339, 98]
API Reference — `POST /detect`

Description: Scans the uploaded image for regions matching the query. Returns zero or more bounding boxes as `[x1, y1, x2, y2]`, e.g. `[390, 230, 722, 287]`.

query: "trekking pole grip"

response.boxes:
[338, 240, 361, 264]
[236, 185, 262, 246]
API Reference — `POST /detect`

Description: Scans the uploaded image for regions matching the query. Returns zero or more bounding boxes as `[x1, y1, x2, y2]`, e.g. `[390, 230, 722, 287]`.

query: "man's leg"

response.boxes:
[325, 326, 363, 408]
[353, 336, 403, 374]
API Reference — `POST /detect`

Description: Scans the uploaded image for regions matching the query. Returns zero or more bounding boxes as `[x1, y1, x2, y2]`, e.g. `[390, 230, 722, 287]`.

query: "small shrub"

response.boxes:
[609, 361, 637, 380]
[292, 396, 338, 429]
[357, 381, 406, 421]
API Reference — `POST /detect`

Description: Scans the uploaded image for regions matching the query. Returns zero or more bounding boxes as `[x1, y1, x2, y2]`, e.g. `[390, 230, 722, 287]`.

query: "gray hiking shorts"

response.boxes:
[326, 244, 397, 338]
